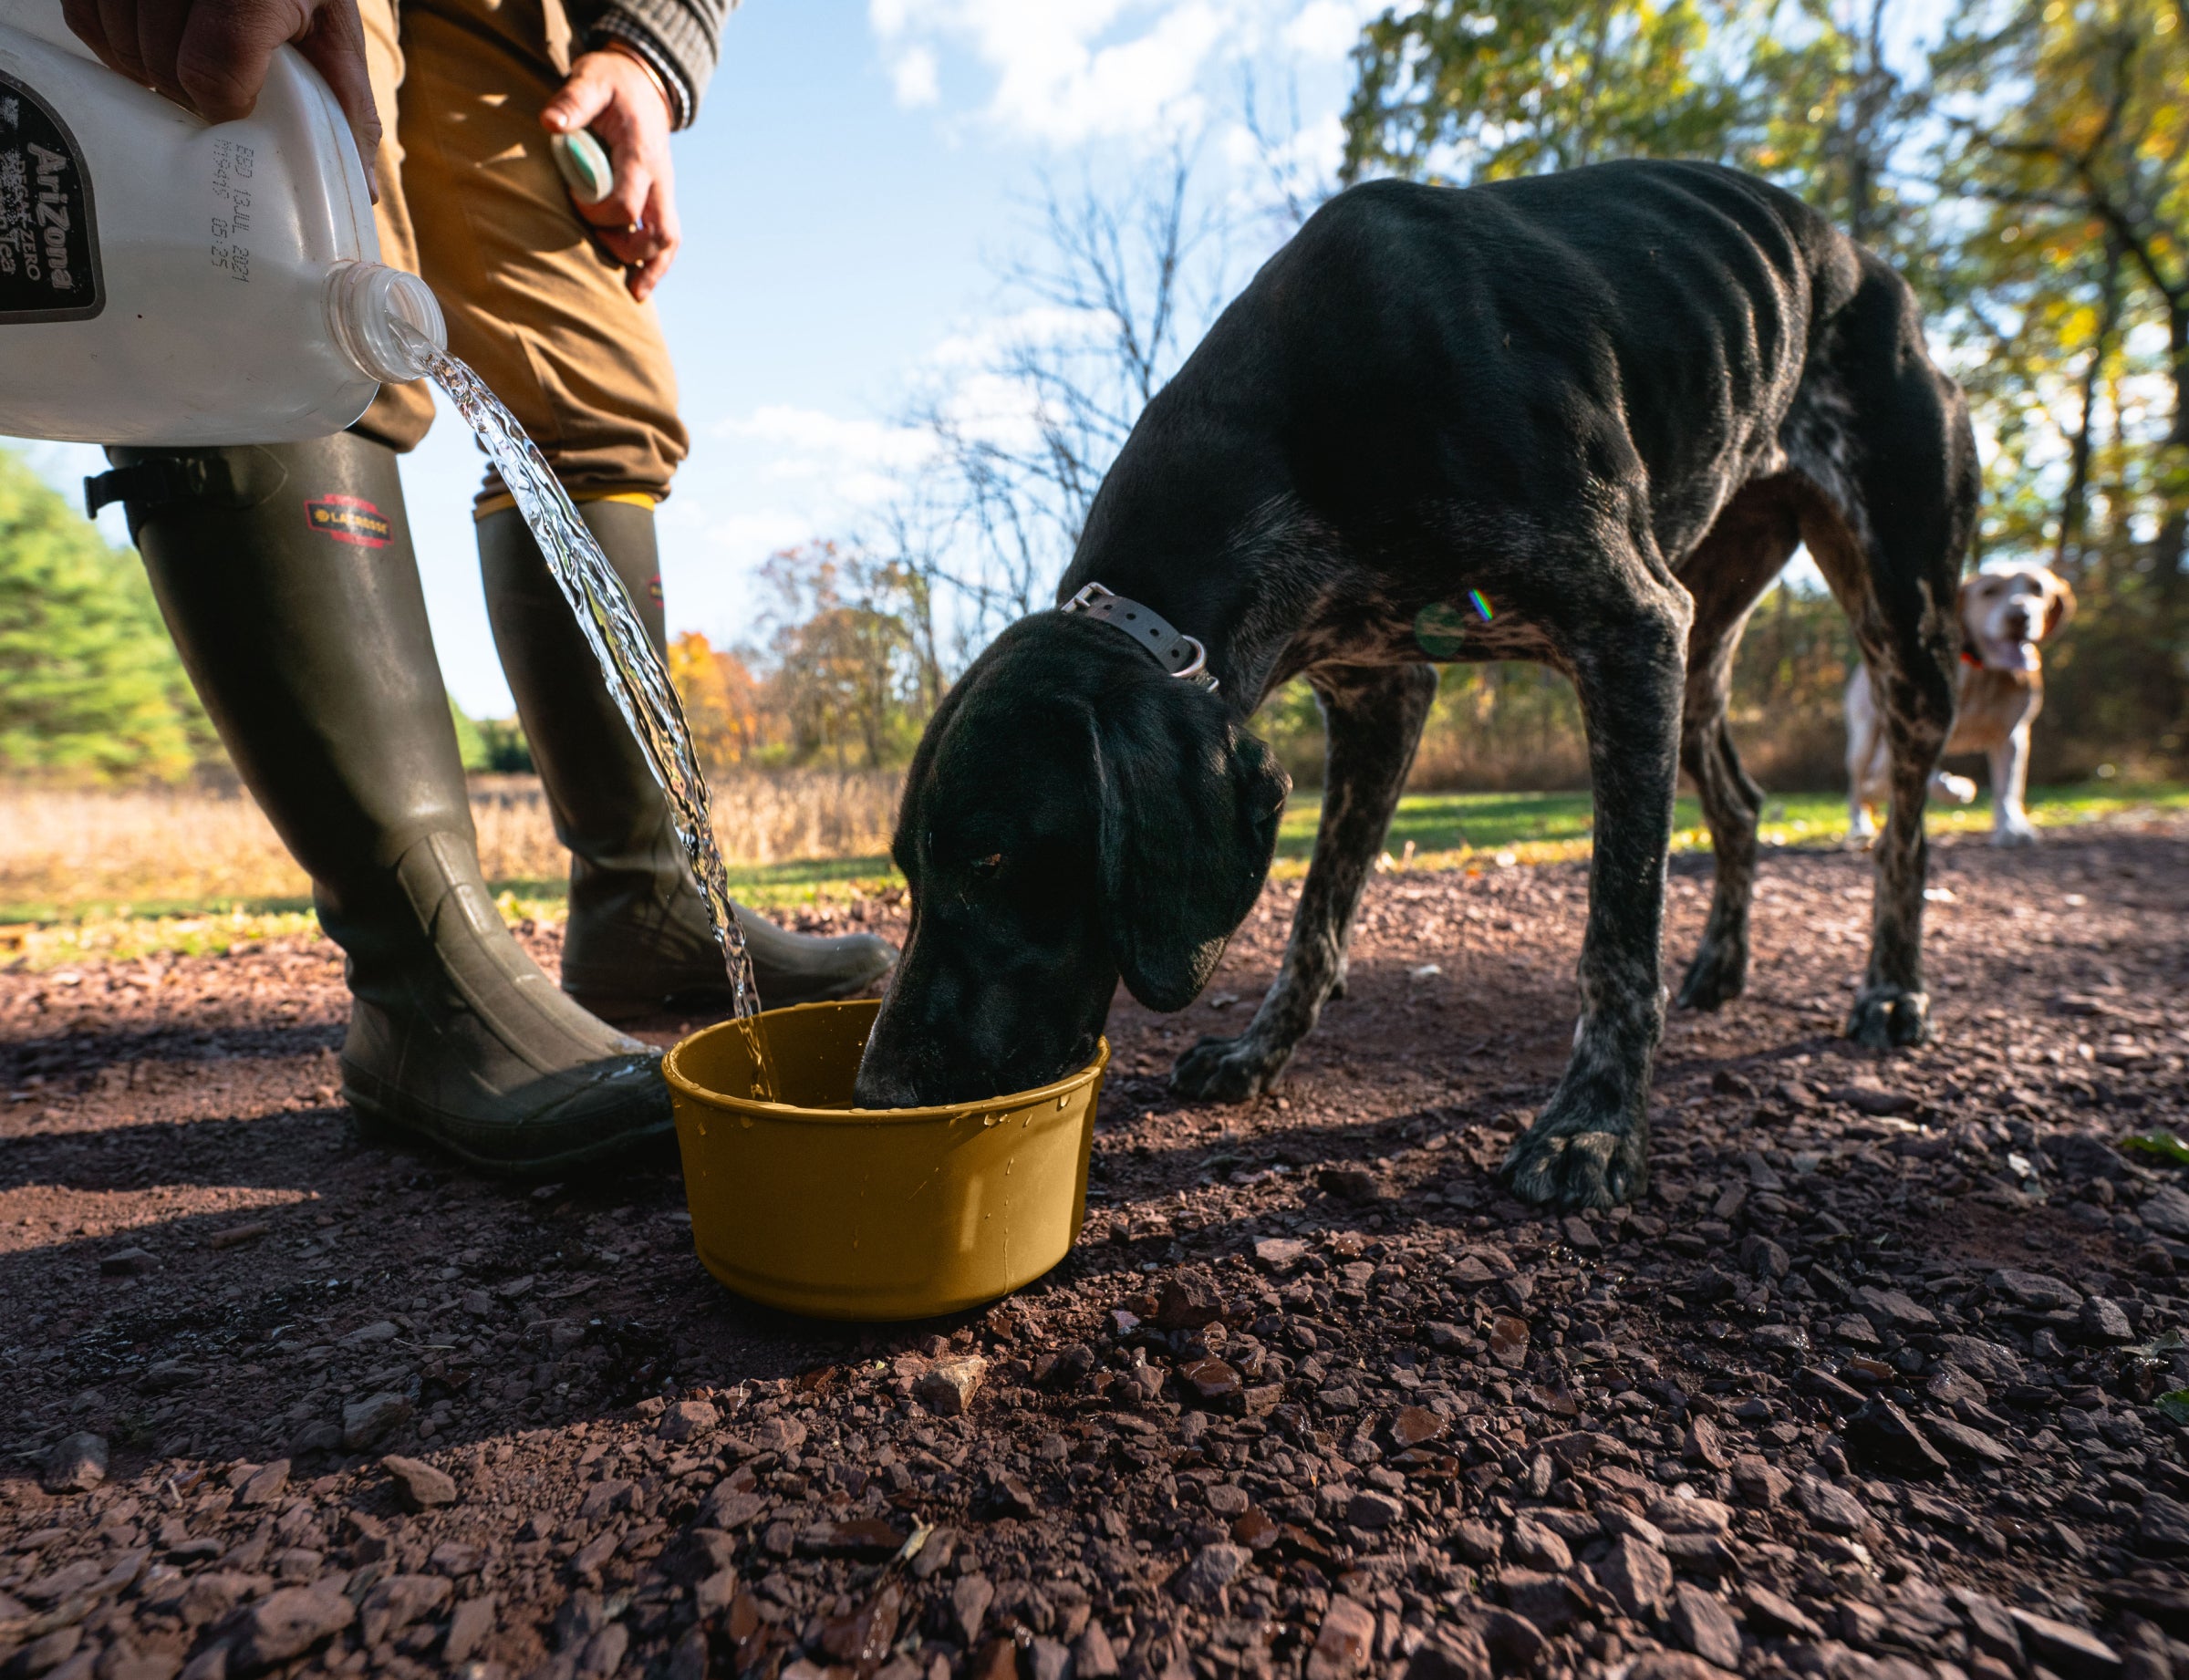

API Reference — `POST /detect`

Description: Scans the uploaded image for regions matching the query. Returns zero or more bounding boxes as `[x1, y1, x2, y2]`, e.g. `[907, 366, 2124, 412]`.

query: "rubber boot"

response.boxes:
[477, 501, 896, 1021]
[97, 434, 671, 1175]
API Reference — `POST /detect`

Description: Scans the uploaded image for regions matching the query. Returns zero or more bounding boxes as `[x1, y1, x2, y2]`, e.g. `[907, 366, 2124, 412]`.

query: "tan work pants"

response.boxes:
[354, 0, 688, 505]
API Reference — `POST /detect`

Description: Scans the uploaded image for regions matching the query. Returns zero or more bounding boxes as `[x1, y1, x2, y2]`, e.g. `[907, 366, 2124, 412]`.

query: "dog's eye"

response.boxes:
[970, 854, 1003, 879]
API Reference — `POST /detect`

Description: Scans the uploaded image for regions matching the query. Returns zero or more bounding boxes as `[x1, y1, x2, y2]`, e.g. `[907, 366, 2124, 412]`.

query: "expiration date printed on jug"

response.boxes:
[209, 137, 253, 281]
[0, 69, 104, 322]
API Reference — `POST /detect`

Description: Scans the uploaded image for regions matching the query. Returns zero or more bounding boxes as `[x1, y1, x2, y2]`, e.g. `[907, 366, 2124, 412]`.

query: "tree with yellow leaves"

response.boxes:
[668, 631, 766, 769]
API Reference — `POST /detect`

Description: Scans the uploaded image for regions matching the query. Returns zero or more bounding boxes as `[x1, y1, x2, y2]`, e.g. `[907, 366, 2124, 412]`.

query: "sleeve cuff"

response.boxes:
[588, 15, 696, 129]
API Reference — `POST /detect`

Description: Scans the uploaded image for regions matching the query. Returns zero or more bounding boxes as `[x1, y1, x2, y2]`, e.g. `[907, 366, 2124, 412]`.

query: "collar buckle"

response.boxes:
[1063, 582, 1218, 690]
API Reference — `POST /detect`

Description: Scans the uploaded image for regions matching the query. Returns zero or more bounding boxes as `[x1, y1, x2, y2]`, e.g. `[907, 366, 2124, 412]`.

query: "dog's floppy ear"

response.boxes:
[2043, 572, 2078, 638]
[1091, 691, 1291, 1012]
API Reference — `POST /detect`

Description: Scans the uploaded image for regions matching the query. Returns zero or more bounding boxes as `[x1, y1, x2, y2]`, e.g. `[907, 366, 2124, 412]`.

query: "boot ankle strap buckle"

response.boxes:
[84, 458, 209, 519]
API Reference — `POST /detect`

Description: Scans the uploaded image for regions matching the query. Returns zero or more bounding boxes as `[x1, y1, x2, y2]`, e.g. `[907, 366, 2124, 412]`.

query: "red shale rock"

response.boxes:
[379, 1454, 457, 1510]
[916, 1356, 988, 1416]
[1, 827, 2184, 1680]
[1307, 1596, 1376, 1680]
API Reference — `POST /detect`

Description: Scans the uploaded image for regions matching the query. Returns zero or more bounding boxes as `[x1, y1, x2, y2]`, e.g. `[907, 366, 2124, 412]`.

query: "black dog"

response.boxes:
[856, 160, 1977, 1209]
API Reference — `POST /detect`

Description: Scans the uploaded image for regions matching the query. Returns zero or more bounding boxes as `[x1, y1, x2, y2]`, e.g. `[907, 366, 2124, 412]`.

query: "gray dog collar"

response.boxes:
[1063, 582, 1219, 692]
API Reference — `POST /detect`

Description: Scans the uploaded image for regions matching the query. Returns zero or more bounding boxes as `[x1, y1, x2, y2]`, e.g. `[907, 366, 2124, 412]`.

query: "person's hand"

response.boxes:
[543, 47, 680, 301]
[61, 0, 381, 198]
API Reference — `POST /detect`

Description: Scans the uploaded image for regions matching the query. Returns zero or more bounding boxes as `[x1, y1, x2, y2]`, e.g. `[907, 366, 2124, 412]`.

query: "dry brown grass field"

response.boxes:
[0, 769, 904, 914]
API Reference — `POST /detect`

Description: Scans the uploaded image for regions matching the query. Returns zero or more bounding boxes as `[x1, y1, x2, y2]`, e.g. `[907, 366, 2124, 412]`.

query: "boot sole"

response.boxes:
[341, 1074, 676, 1180]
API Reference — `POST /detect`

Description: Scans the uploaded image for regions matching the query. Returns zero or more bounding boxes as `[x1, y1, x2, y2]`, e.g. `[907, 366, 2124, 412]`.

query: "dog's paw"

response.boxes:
[1171, 1034, 1286, 1104]
[1501, 1119, 1646, 1211]
[1844, 985, 1930, 1049]
[1675, 937, 1747, 1012]
[1991, 822, 2040, 848]
[1935, 773, 1978, 805]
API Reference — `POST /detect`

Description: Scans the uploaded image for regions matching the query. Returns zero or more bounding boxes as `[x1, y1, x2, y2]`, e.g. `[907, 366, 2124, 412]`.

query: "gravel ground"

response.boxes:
[4, 817, 2188, 1680]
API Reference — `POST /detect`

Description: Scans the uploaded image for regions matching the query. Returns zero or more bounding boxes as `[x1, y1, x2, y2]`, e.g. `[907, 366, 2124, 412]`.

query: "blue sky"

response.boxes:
[14, 0, 1376, 715]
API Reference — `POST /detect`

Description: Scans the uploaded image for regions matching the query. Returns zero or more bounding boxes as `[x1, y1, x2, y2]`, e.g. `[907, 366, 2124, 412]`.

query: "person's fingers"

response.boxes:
[60, 0, 116, 69]
[173, 0, 311, 120]
[58, 0, 379, 199]
[583, 155, 652, 237]
[625, 246, 672, 302]
[93, 0, 150, 80]
[639, 180, 680, 289]
[592, 221, 662, 264]
[131, 0, 195, 102]
[545, 53, 678, 296]
[295, 0, 382, 198]
[585, 209, 669, 259]
[604, 184, 676, 297]
[542, 56, 615, 134]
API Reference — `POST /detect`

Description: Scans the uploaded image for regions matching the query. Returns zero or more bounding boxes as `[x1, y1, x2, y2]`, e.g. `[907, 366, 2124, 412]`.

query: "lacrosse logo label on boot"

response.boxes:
[0, 70, 104, 324]
[305, 493, 393, 547]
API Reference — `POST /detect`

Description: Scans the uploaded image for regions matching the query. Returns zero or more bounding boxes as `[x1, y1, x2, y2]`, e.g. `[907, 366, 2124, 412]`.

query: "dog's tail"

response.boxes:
[1782, 249, 1974, 716]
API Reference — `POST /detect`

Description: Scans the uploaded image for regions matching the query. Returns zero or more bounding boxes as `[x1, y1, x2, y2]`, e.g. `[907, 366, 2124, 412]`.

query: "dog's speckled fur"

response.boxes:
[859, 161, 1979, 1209]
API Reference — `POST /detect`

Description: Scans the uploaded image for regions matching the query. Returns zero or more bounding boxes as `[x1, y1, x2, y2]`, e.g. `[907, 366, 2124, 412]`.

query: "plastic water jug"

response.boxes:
[0, 0, 444, 444]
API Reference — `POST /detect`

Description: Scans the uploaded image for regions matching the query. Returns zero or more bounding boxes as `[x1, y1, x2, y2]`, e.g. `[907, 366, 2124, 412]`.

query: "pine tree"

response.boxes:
[0, 449, 214, 780]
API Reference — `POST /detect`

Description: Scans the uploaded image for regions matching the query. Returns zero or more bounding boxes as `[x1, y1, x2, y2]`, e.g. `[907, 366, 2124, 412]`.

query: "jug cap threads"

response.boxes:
[326, 261, 448, 384]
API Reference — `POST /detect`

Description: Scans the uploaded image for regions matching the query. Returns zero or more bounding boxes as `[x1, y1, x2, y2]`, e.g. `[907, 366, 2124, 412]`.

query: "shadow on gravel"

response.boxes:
[1, 1021, 343, 1084]
[5, 824, 2181, 1470]
[0, 1107, 355, 1194]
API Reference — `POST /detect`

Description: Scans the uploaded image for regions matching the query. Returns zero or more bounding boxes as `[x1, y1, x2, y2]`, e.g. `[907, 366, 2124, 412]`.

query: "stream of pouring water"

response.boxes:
[396, 323, 778, 1099]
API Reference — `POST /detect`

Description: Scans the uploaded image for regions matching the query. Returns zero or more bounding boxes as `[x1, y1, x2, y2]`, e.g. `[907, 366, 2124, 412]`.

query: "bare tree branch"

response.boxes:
[883, 150, 1234, 651]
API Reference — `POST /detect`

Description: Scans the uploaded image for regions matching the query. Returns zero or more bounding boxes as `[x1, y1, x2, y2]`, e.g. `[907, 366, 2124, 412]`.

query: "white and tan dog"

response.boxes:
[1848, 561, 2077, 846]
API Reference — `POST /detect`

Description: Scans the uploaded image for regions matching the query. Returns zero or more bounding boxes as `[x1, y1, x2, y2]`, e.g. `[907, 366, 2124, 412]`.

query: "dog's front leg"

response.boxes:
[1989, 723, 2039, 845]
[1845, 677, 1883, 848]
[1171, 662, 1437, 1103]
[1505, 582, 1691, 1209]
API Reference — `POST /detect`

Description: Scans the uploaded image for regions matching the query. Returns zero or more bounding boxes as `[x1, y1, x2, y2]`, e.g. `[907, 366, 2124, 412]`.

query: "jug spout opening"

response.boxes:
[327, 261, 448, 384]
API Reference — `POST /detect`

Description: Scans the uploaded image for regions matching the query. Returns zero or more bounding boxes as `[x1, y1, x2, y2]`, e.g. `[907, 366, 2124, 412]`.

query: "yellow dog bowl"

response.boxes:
[662, 999, 1110, 1320]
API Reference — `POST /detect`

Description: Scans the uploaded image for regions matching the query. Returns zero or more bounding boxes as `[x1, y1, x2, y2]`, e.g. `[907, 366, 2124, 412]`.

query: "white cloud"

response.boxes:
[928, 304, 1111, 370]
[870, 0, 1250, 145]
[891, 44, 940, 107]
[1283, 0, 1381, 61]
[690, 306, 1119, 580]
[711, 405, 936, 509]
[685, 404, 943, 596]
[914, 305, 1124, 454]
[1219, 106, 1345, 209]
[867, 1, 1384, 147]
[718, 405, 936, 475]
[697, 508, 822, 558]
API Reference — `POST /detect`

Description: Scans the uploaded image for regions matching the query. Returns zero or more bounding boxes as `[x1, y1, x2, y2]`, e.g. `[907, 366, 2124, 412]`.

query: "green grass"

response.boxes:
[480, 852, 903, 907]
[1277, 781, 2189, 867]
[5, 783, 2181, 969]
[0, 856, 902, 929]
[0, 857, 905, 970]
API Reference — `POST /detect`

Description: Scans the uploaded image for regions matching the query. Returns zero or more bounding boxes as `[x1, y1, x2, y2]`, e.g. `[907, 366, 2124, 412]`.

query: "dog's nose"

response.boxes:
[851, 1064, 919, 1109]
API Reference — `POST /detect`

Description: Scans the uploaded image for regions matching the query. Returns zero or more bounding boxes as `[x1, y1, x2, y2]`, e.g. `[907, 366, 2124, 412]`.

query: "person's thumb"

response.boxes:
[542, 58, 613, 132]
